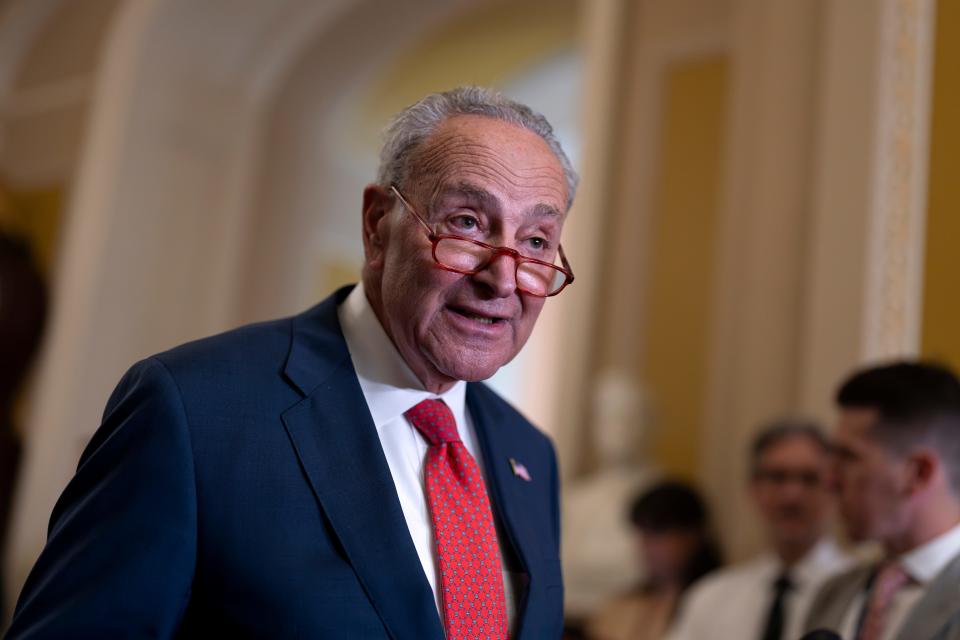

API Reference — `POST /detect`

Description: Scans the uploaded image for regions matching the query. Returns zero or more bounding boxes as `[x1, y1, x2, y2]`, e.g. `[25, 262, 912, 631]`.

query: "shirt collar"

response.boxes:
[763, 537, 847, 588]
[790, 537, 846, 586]
[337, 282, 466, 429]
[898, 520, 960, 584]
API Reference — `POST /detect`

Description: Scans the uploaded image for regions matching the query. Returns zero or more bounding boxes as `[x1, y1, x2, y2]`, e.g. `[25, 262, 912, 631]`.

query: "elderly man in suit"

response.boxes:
[8, 86, 576, 639]
[805, 361, 960, 640]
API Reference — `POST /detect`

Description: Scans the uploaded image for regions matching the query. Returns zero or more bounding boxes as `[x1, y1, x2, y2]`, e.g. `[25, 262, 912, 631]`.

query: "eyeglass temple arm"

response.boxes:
[558, 244, 574, 282]
[390, 185, 435, 236]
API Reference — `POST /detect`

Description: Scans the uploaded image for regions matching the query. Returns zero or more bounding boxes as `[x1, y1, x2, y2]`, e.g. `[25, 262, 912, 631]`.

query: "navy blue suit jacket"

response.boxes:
[8, 287, 563, 638]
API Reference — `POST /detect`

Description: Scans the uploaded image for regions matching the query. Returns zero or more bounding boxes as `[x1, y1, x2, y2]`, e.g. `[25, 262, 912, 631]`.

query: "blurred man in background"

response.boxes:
[7, 87, 576, 639]
[805, 361, 960, 640]
[669, 419, 850, 640]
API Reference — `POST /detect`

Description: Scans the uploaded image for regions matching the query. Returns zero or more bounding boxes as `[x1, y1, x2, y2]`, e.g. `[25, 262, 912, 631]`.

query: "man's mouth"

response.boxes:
[448, 306, 507, 325]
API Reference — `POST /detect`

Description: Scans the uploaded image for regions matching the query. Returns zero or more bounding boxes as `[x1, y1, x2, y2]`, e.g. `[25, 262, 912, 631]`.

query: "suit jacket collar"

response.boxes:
[467, 383, 549, 638]
[896, 551, 960, 640]
[808, 565, 872, 634]
[811, 552, 960, 640]
[281, 286, 443, 639]
[282, 286, 354, 397]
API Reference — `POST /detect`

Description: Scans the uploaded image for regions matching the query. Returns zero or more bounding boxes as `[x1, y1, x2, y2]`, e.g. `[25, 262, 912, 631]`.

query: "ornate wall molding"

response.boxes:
[862, 0, 936, 359]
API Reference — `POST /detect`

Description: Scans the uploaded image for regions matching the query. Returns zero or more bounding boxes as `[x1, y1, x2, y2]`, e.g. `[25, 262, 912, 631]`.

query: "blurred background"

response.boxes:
[0, 0, 957, 632]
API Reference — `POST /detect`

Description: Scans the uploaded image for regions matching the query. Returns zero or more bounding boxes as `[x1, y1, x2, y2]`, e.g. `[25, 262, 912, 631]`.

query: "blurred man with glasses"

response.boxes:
[9, 87, 575, 639]
[669, 420, 851, 640]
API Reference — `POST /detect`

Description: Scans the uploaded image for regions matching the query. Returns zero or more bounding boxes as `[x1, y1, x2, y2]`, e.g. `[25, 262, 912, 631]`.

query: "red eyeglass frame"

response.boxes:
[390, 185, 575, 297]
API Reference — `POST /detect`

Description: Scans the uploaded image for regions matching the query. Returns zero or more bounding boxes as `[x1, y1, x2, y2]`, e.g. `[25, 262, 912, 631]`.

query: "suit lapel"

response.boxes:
[280, 288, 443, 640]
[467, 385, 541, 637]
[808, 566, 871, 634]
[895, 552, 960, 640]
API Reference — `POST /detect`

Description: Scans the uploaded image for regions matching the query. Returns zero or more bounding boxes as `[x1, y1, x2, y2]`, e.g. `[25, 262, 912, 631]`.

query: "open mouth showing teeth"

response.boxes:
[450, 307, 503, 325]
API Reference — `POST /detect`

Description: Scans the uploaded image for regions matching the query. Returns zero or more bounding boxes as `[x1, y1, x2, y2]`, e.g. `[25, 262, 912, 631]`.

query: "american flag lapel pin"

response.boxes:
[509, 458, 532, 482]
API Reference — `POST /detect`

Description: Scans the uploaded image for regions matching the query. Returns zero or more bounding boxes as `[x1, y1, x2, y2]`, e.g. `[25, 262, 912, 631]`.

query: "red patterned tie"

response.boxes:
[405, 399, 509, 640]
[857, 562, 912, 640]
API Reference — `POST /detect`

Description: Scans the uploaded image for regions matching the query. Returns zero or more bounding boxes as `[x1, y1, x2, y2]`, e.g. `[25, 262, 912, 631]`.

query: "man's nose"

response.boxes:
[779, 480, 806, 500]
[826, 463, 842, 494]
[472, 252, 517, 298]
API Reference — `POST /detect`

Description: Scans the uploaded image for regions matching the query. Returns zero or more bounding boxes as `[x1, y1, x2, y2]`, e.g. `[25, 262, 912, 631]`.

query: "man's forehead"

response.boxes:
[833, 408, 884, 452]
[758, 435, 827, 465]
[409, 116, 568, 204]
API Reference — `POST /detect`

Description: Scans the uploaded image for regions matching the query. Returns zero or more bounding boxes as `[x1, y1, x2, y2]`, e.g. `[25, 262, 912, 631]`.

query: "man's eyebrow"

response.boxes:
[434, 183, 562, 220]
[530, 203, 562, 219]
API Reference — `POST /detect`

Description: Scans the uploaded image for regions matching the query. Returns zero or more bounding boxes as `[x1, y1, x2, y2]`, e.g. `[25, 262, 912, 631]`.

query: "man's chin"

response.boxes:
[440, 364, 503, 383]
[840, 522, 870, 543]
[431, 353, 509, 383]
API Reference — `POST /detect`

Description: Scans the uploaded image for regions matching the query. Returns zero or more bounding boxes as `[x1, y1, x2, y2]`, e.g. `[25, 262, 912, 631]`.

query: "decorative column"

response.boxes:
[798, 0, 936, 421]
[861, 0, 936, 359]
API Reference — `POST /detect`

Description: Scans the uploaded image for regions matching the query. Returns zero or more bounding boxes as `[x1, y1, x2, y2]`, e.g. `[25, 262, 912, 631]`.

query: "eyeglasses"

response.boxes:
[390, 186, 574, 297]
[753, 468, 825, 489]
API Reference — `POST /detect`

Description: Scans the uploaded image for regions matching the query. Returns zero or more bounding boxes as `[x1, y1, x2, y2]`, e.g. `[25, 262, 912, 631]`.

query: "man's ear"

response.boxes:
[362, 184, 393, 270]
[905, 447, 938, 496]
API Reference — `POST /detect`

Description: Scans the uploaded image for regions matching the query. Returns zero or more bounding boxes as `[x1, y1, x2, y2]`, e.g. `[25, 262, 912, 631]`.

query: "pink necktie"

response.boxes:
[857, 562, 912, 640]
[405, 399, 509, 640]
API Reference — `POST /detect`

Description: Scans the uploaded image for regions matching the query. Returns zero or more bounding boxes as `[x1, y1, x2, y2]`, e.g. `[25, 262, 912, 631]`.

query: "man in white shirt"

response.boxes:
[669, 419, 851, 640]
[805, 361, 960, 640]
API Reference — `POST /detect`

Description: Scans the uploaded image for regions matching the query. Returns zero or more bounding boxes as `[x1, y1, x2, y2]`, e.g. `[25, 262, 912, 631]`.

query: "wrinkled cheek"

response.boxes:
[449, 330, 514, 375]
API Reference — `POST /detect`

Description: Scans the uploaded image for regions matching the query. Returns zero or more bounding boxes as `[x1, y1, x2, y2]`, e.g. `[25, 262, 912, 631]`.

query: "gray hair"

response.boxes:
[377, 86, 579, 210]
[749, 417, 830, 477]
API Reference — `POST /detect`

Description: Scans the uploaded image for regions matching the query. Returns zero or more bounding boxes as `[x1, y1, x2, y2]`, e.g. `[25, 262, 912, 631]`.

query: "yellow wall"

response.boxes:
[921, 0, 960, 369]
[644, 56, 729, 479]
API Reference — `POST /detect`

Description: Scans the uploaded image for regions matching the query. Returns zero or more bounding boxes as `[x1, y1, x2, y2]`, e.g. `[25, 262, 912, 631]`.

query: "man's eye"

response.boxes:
[526, 237, 547, 251]
[450, 215, 478, 231]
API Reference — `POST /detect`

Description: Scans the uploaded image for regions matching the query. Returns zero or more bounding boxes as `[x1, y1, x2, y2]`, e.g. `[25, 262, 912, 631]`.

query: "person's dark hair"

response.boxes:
[749, 418, 829, 479]
[836, 360, 960, 492]
[628, 480, 722, 589]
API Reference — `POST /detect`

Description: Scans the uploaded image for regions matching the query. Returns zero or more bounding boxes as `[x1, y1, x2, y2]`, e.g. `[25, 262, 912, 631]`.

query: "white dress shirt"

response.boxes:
[837, 520, 960, 640]
[668, 537, 852, 640]
[337, 283, 516, 629]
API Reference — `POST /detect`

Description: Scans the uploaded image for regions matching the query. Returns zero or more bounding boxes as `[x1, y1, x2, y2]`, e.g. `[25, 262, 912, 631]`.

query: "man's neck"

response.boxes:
[359, 276, 458, 395]
[775, 538, 818, 569]
[885, 507, 960, 557]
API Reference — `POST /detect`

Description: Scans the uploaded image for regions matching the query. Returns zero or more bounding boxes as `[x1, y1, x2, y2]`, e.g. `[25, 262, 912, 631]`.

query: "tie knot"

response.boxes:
[405, 399, 461, 445]
[874, 561, 912, 593]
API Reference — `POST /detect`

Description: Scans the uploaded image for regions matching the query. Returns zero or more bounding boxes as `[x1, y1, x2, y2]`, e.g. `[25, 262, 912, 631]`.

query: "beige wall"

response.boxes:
[643, 55, 728, 479]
